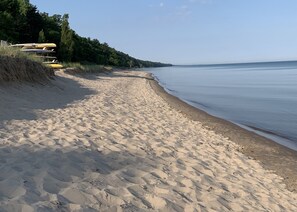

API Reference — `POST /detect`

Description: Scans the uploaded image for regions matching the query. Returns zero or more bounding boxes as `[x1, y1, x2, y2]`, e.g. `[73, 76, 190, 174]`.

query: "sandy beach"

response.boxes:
[1, 70, 297, 211]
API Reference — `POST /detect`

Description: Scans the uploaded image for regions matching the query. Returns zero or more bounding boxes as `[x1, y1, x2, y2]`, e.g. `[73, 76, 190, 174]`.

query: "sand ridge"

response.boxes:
[0, 71, 297, 211]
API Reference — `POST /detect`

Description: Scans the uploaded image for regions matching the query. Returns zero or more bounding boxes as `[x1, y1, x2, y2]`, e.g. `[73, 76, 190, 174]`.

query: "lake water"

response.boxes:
[145, 61, 297, 151]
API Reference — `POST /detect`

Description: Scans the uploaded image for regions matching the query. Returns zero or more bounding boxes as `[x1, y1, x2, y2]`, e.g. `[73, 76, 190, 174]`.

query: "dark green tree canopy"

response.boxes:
[0, 0, 171, 67]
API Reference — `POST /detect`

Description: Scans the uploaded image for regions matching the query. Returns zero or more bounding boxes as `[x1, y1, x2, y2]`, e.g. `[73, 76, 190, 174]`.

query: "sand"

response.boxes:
[0, 70, 297, 211]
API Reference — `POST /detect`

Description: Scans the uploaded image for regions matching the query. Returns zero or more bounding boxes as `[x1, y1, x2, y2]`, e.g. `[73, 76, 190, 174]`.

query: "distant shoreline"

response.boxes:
[147, 71, 297, 192]
[173, 59, 297, 67]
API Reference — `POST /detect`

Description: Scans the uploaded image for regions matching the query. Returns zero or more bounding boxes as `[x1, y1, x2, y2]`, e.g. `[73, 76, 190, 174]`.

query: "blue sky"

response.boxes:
[30, 0, 297, 65]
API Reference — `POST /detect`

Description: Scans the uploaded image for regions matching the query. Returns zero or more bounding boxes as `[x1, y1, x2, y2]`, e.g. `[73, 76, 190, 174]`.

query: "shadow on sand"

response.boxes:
[0, 143, 161, 211]
[111, 72, 154, 81]
[0, 75, 95, 124]
[66, 71, 153, 81]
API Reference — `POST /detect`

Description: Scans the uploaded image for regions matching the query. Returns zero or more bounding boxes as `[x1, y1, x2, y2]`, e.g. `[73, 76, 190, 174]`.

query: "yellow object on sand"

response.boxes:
[45, 63, 63, 69]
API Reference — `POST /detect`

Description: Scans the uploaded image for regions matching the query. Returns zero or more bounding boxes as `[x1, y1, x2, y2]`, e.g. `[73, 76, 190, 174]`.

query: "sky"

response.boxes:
[30, 0, 297, 65]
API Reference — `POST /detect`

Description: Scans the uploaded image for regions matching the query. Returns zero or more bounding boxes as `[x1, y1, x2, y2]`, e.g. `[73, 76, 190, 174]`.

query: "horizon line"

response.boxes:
[173, 59, 297, 66]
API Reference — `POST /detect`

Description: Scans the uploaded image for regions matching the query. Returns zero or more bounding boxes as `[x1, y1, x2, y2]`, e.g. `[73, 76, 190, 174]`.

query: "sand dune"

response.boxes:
[0, 71, 296, 211]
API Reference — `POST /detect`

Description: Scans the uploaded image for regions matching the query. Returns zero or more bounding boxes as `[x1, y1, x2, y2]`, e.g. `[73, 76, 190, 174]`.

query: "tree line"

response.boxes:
[0, 0, 171, 67]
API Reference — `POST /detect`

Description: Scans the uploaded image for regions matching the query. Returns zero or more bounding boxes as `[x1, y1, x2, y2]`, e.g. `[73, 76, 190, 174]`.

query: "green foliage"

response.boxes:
[59, 14, 74, 62]
[17, 0, 30, 15]
[0, 0, 43, 42]
[40, 13, 62, 44]
[0, 46, 41, 63]
[38, 29, 46, 43]
[62, 62, 112, 74]
[0, 1, 171, 67]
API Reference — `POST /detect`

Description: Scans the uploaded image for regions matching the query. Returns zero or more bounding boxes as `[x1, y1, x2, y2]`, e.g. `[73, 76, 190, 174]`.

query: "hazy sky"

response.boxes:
[30, 0, 297, 65]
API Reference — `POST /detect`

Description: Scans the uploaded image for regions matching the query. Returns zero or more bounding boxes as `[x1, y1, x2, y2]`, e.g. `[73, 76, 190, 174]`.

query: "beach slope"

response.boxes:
[0, 71, 296, 211]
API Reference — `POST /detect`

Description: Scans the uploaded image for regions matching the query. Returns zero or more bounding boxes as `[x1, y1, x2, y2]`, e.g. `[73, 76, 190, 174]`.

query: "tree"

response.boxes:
[128, 60, 134, 68]
[0, 0, 21, 42]
[40, 13, 61, 45]
[17, 0, 30, 15]
[38, 29, 46, 42]
[59, 14, 74, 62]
[24, 4, 43, 42]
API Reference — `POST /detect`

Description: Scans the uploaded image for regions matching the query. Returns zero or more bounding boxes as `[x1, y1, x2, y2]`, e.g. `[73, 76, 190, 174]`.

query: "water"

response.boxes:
[145, 61, 297, 151]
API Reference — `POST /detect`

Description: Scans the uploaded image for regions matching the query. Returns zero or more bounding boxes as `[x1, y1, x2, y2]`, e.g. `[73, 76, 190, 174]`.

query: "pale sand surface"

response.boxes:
[0, 70, 297, 211]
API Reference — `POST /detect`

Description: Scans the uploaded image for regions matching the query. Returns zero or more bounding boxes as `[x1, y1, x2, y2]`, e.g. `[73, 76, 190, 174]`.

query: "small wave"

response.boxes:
[245, 125, 296, 142]
[186, 99, 210, 109]
[167, 88, 176, 92]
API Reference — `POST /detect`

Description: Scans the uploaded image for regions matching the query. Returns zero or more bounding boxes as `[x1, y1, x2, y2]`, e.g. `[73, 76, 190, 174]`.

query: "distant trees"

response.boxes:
[59, 14, 73, 62]
[0, 1, 171, 67]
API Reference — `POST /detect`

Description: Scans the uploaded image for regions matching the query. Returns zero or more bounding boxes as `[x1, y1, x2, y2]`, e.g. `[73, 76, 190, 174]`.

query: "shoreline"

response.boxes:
[157, 79, 297, 151]
[147, 71, 297, 192]
[1, 70, 297, 210]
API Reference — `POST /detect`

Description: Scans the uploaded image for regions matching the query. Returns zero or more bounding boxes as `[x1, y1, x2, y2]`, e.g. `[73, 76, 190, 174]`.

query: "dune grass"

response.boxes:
[0, 46, 54, 83]
[0, 46, 40, 61]
[62, 62, 114, 74]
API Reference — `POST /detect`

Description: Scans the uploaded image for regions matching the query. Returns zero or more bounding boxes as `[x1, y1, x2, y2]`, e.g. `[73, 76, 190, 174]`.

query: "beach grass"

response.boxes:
[0, 46, 54, 83]
[62, 62, 114, 74]
[0, 46, 43, 62]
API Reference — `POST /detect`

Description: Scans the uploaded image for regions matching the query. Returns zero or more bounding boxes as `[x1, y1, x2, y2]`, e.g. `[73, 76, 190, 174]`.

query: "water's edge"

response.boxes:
[146, 71, 297, 192]
[152, 73, 297, 152]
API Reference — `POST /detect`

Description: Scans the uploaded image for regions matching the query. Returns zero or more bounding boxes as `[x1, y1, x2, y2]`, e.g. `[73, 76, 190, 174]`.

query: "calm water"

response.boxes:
[145, 61, 297, 151]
